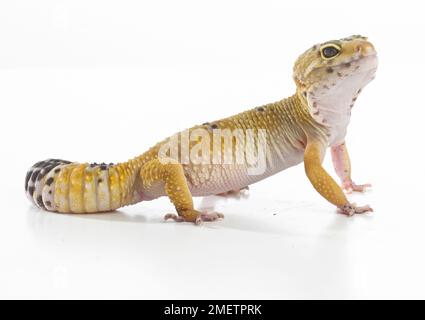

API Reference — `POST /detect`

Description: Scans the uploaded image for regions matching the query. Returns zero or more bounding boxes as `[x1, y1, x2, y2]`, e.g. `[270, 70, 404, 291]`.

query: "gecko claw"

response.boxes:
[164, 211, 224, 225]
[164, 213, 185, 222]
[354, 204, 374, 214]
[342, 181, 371, 194]
[196, 212, 225, 224]
[339, 203, 373, 216]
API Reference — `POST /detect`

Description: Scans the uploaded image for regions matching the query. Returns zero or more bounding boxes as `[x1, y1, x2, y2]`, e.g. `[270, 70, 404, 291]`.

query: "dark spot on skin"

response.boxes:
[313, 111, 320, 115]
[211, 124, 218, 129]
[40, 161, 53, 169]
[202, 122, 210, 126]
[54, 168, 61, 174]
[352, 97, 357, 102]
[100, 164, 107, 170]
[323, 85, 329, 90]
[344, 62, 351, 68]
[35, 161, 45, 167]
[326, 67, 334, 73]
[257, 107, 265, 112]
[45, 201, 51, 207]
[43, 164, 56, 176]
[313, 102, 318, 108]
[45, 177, 54, 186]
[357, 89, 362, 94]
[98, 179, 103, 184]
[322, 119, 327, 123]
[311, 45, 317, 51]
[337, 72, 343, 77]
[37, 171, 45, 181]
[33, 161, 47, 169]
[52, 159, 71, 165]
[31, 170, 40, 183]
[355, 66, 360, 70]
[48, 190, 52, 195]
[28, 186, 35, 196]
[37, 196, 44, 208]
[350, 104, 354, 108]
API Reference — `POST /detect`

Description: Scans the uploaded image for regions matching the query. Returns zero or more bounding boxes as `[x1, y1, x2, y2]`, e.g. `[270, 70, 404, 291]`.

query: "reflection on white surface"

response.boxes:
[2, 175, 424, 299]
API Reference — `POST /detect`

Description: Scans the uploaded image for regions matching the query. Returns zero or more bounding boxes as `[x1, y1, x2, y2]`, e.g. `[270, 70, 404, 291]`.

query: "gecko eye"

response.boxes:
[321, 45, 341, 59]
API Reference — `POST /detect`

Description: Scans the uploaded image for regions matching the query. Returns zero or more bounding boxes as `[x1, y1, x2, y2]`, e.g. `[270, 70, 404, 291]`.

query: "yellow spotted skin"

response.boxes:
[25, 35, 377, 220]
[83, 166, 97, 213]
[54, 164, 77, 213]
[107, 166, 119, 210]
[69, 164, 86, 213]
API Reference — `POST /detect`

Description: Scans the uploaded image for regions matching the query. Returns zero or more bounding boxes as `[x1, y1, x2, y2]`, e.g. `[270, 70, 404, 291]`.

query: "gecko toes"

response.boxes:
[164, 211, 224, 225]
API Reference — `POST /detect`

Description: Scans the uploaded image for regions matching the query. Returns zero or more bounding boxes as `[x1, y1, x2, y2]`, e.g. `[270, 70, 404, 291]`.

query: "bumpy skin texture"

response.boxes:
[26, 35, 378, 222]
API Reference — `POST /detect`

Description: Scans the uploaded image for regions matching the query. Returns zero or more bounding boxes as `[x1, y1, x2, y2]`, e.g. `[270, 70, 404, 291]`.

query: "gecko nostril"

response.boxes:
[356, 42, 376, 56]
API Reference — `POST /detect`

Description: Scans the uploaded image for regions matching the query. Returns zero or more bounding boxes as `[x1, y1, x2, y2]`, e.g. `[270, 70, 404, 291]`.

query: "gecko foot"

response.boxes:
[342, 181, 371, 194]
[339, 202, 373, 217]
[164, 210, 224, 225]
[217, 186, 249, 198]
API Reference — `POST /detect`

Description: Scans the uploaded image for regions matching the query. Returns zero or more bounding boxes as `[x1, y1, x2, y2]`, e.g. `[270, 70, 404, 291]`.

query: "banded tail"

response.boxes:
[25, 159, 142, 213]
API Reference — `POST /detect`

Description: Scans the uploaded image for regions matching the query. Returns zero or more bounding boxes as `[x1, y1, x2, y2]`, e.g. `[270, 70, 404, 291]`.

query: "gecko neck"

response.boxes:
[265, 92, 328, 149]
[296, 85, 357, 146]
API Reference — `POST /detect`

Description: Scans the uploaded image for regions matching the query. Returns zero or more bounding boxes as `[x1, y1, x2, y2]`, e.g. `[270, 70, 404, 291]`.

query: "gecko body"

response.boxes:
[26, 35, 377, 224]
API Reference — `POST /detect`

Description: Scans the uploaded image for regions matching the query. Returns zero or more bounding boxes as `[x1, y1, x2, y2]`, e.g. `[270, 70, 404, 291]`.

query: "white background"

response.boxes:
[1, 0, 424, 299]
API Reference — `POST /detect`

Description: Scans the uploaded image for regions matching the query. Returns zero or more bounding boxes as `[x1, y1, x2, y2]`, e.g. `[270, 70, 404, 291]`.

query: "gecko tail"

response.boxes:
[25, 159, 140, 213]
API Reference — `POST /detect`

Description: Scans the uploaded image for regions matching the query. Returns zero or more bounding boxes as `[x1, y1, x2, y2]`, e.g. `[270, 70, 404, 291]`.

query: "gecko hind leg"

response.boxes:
[140, 159, 224, 225]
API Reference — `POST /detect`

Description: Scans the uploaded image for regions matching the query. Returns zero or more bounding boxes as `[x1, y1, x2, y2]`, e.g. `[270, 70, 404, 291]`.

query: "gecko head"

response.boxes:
[293, 35, 378, 100]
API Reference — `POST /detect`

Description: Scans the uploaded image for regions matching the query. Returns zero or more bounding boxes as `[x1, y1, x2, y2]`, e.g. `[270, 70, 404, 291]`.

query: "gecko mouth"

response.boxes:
[308, 53, 378, 96]
[331, 52, 377, 70]
[319, 53, 378, 83]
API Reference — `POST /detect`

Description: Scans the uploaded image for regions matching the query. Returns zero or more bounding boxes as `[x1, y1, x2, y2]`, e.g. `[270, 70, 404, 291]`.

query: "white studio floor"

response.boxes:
[1, 152, 424, 299]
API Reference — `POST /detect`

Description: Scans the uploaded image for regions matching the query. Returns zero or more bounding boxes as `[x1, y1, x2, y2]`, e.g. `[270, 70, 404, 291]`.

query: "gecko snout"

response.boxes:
[355, 41, 376, 56]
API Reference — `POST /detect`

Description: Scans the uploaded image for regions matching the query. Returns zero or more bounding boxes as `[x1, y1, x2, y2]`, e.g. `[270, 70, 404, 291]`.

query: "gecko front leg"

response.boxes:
[331, 142, 371, 193]
[304, 141, 373, 216]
